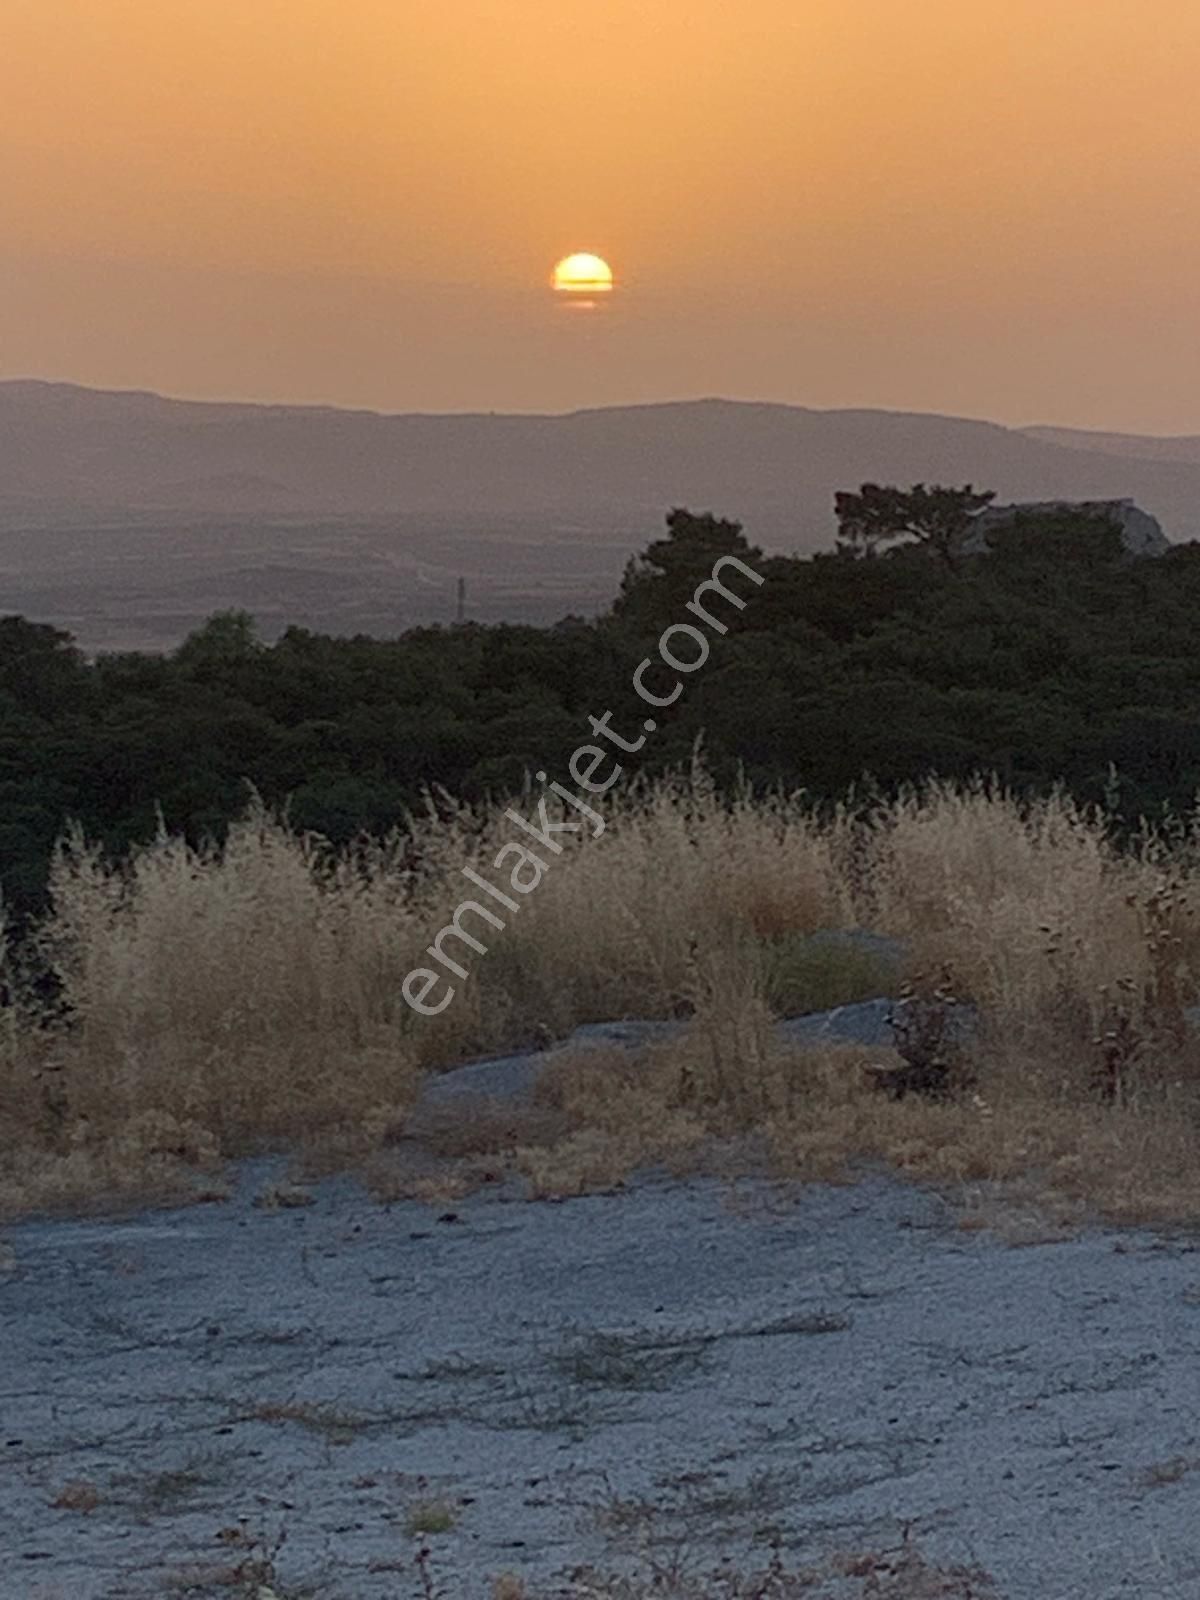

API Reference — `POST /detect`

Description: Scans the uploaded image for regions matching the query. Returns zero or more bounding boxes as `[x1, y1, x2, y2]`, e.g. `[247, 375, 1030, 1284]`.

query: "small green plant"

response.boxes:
[405, 1495, 459, 1536]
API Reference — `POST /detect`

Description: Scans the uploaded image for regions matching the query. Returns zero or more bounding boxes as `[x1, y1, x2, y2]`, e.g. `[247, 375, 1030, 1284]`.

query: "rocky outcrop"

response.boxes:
[963, 498, 1169, 557]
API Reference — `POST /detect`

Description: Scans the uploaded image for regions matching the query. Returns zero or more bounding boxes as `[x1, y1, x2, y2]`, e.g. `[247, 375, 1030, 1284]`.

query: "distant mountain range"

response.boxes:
[5, 380, 1200, 539]
[2, 380, 1199, 651]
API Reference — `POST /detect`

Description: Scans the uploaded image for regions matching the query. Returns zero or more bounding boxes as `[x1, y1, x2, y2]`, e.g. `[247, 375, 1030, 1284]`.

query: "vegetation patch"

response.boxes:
[404, 1495, 460, 1537]
[1, 769, 1200, 1226]
[236, 1398, 367, 1446]
[548, 1328, 714, 1392]
[760, 929, 902, 1017]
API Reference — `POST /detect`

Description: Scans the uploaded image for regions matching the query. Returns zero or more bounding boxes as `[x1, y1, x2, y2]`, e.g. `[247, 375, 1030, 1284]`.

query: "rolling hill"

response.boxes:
[2, 381, 1198, 650]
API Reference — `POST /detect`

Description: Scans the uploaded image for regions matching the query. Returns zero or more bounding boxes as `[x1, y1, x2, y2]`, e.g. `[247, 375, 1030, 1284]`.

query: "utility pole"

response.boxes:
[455, 576, 466, 624]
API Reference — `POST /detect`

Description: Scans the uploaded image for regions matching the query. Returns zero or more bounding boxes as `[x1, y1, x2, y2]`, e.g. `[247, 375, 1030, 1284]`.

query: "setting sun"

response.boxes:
[552, 253, 615, 296]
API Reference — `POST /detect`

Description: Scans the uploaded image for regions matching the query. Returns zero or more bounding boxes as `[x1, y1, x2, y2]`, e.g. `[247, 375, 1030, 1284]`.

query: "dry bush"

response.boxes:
[491, 1577, 527, 1600]
[866, 969, 974, 1102]
[517, 1119, 711, 1201]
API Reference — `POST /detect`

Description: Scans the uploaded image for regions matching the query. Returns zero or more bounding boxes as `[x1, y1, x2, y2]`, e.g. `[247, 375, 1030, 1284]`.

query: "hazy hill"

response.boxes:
[3, 381, 1200, 649]
[1023, 424, 1200, 467]
[7, 380, 1200, 536]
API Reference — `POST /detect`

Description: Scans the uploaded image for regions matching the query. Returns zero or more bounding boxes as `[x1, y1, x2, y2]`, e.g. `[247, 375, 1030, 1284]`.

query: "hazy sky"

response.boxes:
[3, 0, 1199, 429]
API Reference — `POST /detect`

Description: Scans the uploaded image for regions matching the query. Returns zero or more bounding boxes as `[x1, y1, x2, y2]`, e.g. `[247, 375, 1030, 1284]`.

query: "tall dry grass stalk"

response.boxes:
[2, 774, 1199, 1216]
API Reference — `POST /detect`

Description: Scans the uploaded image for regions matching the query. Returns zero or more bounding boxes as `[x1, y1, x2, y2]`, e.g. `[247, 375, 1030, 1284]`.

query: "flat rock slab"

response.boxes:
[778, 997, 898, 1049]
[3, 1166, 1200, 1598]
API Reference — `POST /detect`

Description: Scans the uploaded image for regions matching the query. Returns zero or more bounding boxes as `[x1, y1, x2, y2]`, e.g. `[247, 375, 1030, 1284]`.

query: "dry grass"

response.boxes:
[482, 1540, 1000, 1599]
[0, 1110, 231, 1219]
[252, 1181, 316, 1210]
[32, 811, 422, 1144]
[496, 1031, 1200, 1229]
[1, 776, 1199, 1221]
[50, 1478, 102, 1514]
[1139, 1455, 1200, 1489]
[237, 1397, 366, 1445]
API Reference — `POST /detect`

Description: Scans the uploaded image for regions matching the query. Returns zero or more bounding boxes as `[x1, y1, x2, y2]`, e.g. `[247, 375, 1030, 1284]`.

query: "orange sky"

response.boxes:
[2, 0, 1199, 428]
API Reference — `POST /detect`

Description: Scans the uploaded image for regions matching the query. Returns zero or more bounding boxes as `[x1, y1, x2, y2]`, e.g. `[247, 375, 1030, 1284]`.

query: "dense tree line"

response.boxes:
[3, 497, 1200, 921]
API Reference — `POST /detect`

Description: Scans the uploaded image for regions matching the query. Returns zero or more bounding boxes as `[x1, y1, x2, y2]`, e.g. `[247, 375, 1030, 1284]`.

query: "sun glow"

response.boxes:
[552, 252, 615, 295]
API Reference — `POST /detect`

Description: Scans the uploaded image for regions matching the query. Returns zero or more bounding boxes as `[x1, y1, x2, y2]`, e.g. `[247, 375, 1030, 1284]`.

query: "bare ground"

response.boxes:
[3, 1149, 1200, 1599]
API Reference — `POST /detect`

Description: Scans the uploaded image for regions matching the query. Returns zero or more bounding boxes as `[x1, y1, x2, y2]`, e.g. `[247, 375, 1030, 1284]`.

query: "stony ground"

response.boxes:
[4, 1140, 1200, 1600]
